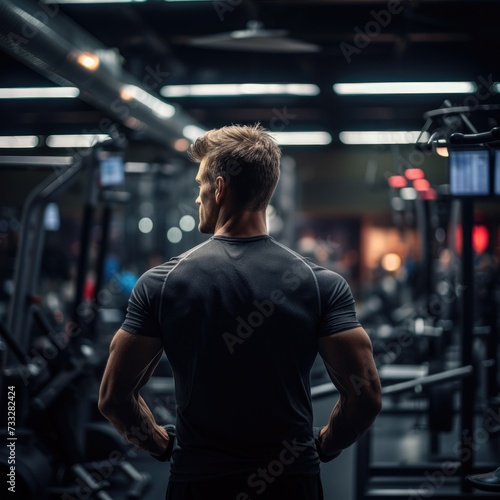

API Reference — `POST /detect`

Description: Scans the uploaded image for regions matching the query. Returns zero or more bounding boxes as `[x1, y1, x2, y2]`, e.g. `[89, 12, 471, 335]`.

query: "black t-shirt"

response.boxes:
[121, 235, 360, 481]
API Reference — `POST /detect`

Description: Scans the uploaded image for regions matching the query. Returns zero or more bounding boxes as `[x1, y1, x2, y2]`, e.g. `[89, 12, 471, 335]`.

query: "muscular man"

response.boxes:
[99, 124, 382, 499]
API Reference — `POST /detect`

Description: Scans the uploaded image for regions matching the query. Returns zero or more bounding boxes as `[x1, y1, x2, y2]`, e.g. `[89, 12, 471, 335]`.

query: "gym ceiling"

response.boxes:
[1, 0, 500, 214]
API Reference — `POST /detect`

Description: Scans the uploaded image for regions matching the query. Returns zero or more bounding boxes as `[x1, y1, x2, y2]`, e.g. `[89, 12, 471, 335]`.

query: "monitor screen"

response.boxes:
[449, 149, 490, 196]
[495, 150, 500, 196]
[99, 152, 125, 187]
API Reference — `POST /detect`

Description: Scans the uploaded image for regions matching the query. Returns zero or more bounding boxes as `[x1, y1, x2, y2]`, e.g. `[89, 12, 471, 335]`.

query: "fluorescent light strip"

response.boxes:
[270, 132, 332, 146]
[0, 87, 79, 99]
[0, 136, 39, 148]
[44, 0, 146, 4]
[161, 83, 320, 98]
[339, 131, 429, 145]
[121, 85, 175, 119]
[0, 156, 73, 166]
[46, 134, 110, 148]
[333, 82, 476, 95]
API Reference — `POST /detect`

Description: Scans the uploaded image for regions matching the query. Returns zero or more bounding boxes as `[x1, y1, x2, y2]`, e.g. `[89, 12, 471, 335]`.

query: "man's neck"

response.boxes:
[214, 210, 268, 238]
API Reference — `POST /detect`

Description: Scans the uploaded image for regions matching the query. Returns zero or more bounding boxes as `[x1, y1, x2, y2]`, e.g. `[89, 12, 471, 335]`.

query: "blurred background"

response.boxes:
[0, 1, 500, 499]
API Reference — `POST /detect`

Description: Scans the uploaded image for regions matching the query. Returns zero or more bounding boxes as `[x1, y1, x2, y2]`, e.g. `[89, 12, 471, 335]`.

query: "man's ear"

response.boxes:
[214, 175, 226, 204]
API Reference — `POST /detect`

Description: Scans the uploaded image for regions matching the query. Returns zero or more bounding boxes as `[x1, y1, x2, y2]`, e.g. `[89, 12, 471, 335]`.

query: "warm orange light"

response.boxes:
[381, 253, 402, 272]
[388, 175, 407, 188]
[436, 147, 449, 157]
[413, 178, 430, 191]
[77, 52, 100, 71]
[405, 168, 425, 180]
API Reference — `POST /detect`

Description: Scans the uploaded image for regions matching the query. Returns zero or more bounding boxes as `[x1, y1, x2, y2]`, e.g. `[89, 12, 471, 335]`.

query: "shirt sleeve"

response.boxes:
[317, 271, 361, 337]
[121, 269, 162, 338]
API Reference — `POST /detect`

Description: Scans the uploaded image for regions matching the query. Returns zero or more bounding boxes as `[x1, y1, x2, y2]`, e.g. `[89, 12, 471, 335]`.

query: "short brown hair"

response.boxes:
[189, 124, 281, 210]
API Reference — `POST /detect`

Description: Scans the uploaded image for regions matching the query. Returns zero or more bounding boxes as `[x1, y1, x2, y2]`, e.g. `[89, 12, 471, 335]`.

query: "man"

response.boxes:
[99, 124, 382, 499]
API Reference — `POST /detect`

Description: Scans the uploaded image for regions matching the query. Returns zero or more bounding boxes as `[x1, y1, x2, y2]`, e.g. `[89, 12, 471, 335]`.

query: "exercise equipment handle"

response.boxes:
[449, 127, 500, 145]
[311, 364, 474, 400]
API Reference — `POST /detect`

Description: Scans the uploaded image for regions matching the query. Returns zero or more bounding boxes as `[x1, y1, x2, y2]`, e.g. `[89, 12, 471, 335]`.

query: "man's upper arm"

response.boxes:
[318, 327, 382, 419]
[99, 329, 163, 409]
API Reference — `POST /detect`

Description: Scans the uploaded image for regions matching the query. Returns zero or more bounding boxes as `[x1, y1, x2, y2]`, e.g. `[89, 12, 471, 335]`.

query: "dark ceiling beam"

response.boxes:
[0, 0, 203, 149]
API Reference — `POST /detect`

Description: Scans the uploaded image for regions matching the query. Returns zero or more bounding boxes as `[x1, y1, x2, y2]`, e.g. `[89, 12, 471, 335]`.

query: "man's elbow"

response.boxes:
[98, 395, 113, 419]
[363, 384, 383, 419]
[98, 393, 122, 420]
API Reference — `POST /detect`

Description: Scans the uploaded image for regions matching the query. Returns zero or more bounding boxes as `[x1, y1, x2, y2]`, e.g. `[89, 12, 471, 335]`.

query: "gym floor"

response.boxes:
[99, 396, 500, 500]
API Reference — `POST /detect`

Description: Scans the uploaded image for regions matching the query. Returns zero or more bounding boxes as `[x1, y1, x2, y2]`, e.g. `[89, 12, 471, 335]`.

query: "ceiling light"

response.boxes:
[0, 87, 79, 99]
[46, 0, 146, 4]
[333, 82, 476, 95]
[269, 131, 332, 146]
[0, 136, 39, 148]
[339, 131, 429, 145]
[46, 134, 110, 148]
[121, 85, 175, 119]
[160, 83, 320, 97]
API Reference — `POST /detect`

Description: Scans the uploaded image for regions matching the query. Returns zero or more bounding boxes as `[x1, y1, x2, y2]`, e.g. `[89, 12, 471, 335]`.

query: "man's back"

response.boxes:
[123, 235, 360, 480]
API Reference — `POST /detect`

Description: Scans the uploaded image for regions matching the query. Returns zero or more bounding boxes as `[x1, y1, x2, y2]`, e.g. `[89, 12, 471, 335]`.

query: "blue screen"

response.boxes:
[449, 150, 489, 196]
[100, 154, 125, 187]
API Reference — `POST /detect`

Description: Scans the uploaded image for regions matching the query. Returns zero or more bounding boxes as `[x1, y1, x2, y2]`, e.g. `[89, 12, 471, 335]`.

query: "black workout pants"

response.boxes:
[166, 473, 324, 500]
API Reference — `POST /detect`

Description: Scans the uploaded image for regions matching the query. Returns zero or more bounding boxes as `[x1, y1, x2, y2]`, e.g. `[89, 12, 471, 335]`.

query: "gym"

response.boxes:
[0, 1, 499, 499]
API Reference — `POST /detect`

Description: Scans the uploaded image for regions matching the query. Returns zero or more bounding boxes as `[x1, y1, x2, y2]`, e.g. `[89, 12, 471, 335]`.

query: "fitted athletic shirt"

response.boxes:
[121, 234, 361, 481]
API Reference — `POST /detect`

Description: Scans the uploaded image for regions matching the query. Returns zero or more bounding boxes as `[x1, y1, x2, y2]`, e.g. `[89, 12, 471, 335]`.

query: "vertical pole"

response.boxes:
[459, 198, 474, 492]
[88, 202, 112, 341]
[355, 430, 371, 500]
[72, 150, 99, 330]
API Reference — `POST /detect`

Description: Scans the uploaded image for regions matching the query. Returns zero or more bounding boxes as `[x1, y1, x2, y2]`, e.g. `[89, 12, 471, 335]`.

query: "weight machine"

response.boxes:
[0, 138, 154, 499]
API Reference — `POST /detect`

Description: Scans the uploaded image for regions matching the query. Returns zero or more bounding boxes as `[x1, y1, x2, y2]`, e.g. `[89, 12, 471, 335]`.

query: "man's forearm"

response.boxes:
[320, 395, 379, 455]
[101, 394, 168, 455]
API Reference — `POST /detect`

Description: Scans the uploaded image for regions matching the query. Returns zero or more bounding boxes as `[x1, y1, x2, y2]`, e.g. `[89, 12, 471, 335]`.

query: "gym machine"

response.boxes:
[0, 139, 156, 499]
[315, 102, 500, 499]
